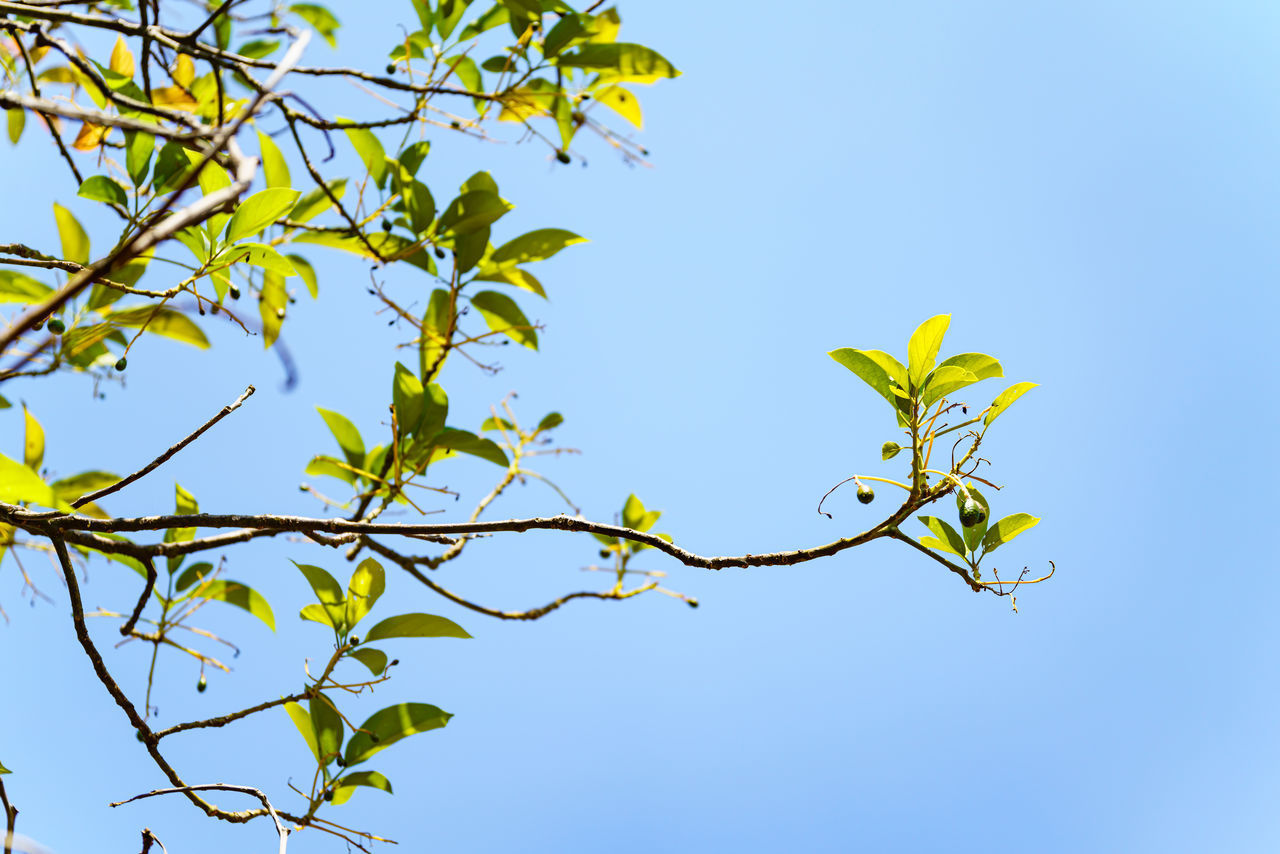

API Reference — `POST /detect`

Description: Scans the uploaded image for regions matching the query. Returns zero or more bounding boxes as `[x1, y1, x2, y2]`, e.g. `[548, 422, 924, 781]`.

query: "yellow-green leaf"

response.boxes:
[53, 203, 89, 265]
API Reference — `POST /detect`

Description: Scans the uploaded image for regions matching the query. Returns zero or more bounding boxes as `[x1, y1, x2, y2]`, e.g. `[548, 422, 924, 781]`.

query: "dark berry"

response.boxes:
[856, 483, 875, 504]
[47, 318, 66, 334]
[114, 357, 128, 372]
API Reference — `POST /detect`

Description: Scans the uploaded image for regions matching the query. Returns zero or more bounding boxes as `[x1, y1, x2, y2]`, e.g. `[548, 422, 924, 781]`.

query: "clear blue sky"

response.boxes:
[3, 1, 1279, 852]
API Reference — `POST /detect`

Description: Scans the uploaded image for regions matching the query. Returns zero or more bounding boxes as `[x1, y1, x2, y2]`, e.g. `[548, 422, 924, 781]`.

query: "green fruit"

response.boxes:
[434, 247, 446, 259]
[114, 357, 128, 372]
[349, 636, 360, 646]
[959, 498, 986, 528]
[381, 218, 392, 231]
[599, 549, 611, 559]
[856, 483, 875, 504]
[196, 674, 207, 693]
[555, 150, 571, 164]
[323, 789, 334, 802]
[47, 318, 66, 335]
[385, 63, 397, 74]
[31, 319, 43, 331]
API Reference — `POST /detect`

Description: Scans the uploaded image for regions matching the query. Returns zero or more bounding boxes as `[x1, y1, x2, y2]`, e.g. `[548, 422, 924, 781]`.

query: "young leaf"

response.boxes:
[349, 647, 388, 676]
[392, 362, 425, 435]
[124, 131, 154, 187]
[920, 365, 979, 410]
[173, 561, 214, 592]
[0, 454, 54, 506]
[196, 580, 276, 630]
[341, 119, 387, 187]
[343, 703, 452, 766]
[364, 613, 471, 641]
[490, 228, 586, 267]
[284, 702, 322, 763]
[917, 515, 966, 557]
[257, 131, 291, 189]
[289, 178, 347, 223]
[345, 557, 385, 629]
[217, 242, 296, 275]
[106, 307, 210, 349]
[225, 188, 300, 242]
[555, 43, 681, 80]
[907, 314, 950, 389]
[430, 428, 509, 467]
[470, 290, 537, 349]
[980, 513, 1040, 554]
[78, 175, 128, 207]
[310, 692, 344, 764]
[536, 412, 563, 432]
[985, 382, 1038, 427]
[53, 203, 90, 265]
[22, 405, 44, 471]
[330, 770, 393, 805]
[290, 3, 341, 48]
[420, 289, 454, 377]
[293, 561, 348, 633]
[317, 408, 365, 468]
[438, 191, 514, 235]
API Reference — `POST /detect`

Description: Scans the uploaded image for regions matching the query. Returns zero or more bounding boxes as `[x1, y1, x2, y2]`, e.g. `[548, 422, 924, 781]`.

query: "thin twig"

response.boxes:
[72, 386, 256, 508]
[112, 784, 288, 854]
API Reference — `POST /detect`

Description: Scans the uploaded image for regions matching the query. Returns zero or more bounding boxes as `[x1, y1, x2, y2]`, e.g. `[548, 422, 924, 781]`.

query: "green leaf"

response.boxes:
[259, 271, 287, 349]
[907, 314, 950, 389]
[173, 561, 214, 592]
[881, 441, 902, 461]
[7, 107, 24, 144]
[453, 226, 489, 274]
[542, 13, 583, 57]
[980, 513, 1040, 554]
[196, 580, 276, 630]
[341, 119, 387, 187]
[431, 428, 509, 467]
[937, 352, 1003, 381]
[22, 405, 44, 472]
[0, 454, 54, 506]
[217, 242, 296, 275]
[364, 612, 471, 641]
[124, 130, 154, 186]
[289, 178, 347, 223]
[392, 362, 426, 435]
[310, 692, 344, 764]
[490, 228, 586, 267]
[0, 271, 52, 304]
[594, 84, 642, 128]
[105, 307, 210, 349]
[438, 191, 513, 236]
[984, 382, 1038, 427]
[300, 602, 335, 628]
[257, 131, 291, 189]
[317, 408, 365, 468]
[225, 188, 300, 243]
[287, 254, 318, 298]
[923, 352, 1003, 409]
[501, 0, 541, 35]
[403, 179, 436, 235]
[828, 349, 899, 412]
[473, 266, 546, 298]
[49, 470, 118, 505]
[284, 702, 322, 763]
[420, 289, 454, 377]
[237, 39, 281, 59]
[78, 175, 128, 207]
[290, 3, 341, 47]
[920, 365, 978, 410]
[917, 515, 967, 557]
[536, 412, 563, 432]
[556, 43, 680, 80]
[346, 558, 385, 629]
[470, 290, 537, 349]
[0, 759, 11, 774]
[163, 483, 199, 547]
[344, 703, 452, 766]
[349, 646, 388, 676]
[330, 770, 392, 805]
[53, 203, 90, 265]
[622, 493, 646, 529]
[293, 561, 347, 634]
[398, 141, 431, 177]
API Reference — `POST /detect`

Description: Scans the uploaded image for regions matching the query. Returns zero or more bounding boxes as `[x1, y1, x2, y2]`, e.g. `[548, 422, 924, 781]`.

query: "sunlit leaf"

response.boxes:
[980, 513, 1040, 554]
[556, 43, 680, 80]
[290, 3, 341, 48]
[22, 406, 44, 471]
[349, 647, 388, 676]
[78, 175, 128, 207]
[0, 454, 54, 506]
[53, 203, 89, 265]
[330, 770, 392, 805]
[105, 307, 210, 348]
[344, 703, 452, 765]
[284, 702, 321, 763]
[197, 580, 276, 630]
[345, 558, 385, 629]
[317, 408, 365, 468]
[364, 612, 471, 641]
[907, 314, 950, 389]
[470, 290, 537, 349]
[984, 382, 1038, 427]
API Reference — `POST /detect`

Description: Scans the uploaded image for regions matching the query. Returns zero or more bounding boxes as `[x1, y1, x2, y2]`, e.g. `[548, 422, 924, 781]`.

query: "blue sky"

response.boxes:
[3, 1, 1279, 852]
